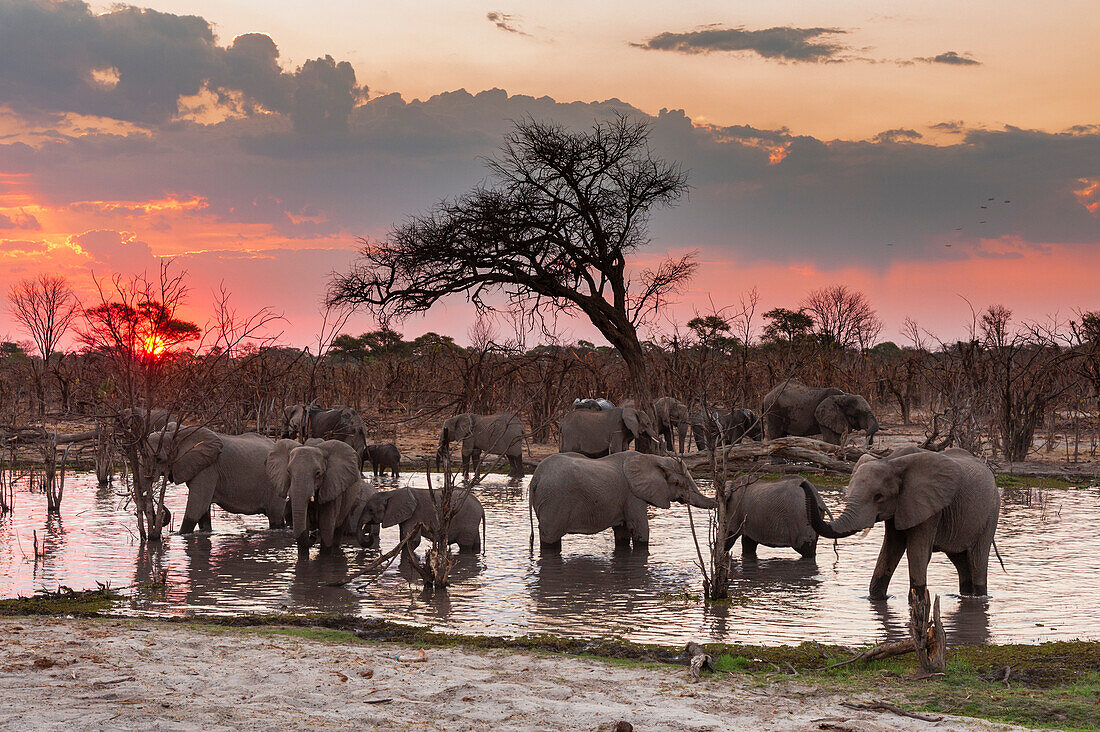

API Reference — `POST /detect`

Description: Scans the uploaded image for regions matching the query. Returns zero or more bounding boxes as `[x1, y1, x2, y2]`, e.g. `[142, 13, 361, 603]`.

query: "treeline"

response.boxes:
[4, 288, 1099, 464]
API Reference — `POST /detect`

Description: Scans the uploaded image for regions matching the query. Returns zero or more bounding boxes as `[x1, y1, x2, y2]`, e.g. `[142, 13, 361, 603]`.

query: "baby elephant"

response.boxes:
[359, 487, 484, 553]
[366, 443, 400, 477]
[724, 477, 826, 559]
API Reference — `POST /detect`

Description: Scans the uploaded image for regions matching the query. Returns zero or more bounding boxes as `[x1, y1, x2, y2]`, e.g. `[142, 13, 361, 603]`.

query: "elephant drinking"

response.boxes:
[530, 451, 715, 553]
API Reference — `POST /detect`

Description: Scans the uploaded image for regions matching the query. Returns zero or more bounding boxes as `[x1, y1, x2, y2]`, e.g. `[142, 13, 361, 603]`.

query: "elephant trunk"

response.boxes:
[683, 475, 717, 510]
[291, 492, 311, 555]
[865, 416, 880, 445]
[800, 480, 859, 539]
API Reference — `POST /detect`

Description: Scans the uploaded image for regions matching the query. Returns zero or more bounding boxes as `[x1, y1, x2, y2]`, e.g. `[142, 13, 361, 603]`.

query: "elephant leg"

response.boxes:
[180, 472, 217, 534]
[796, 537, 818, 559]
[624, 499, 650, 549]
[662, 429, 673, 452]
[317, 502, 343, 553]
[400, 524, 423, 554]
[392, 463, 400, 478]
[724, 530, 740, 553]
[612, 524, 632, 551]
[903, 523, 937, 598]
[967, 540, 992, 596]
[539, 539, 562, 554]
[508, 454, 524, 478]
[947, 551, 975, 595]
[741, 536, 759, 559]
[869, 522, 907, 600]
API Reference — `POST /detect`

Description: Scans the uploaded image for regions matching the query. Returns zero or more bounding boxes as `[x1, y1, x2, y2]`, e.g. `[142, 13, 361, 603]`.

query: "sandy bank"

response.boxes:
[0, 618, 1024, 731]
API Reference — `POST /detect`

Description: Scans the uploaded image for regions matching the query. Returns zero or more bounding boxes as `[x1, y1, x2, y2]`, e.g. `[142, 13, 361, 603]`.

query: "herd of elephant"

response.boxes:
[136, 378, 1000, 601]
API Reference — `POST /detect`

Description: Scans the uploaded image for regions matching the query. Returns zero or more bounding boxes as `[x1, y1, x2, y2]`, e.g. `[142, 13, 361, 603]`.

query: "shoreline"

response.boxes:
[0, 615, 1076, 731]
[1, 593, 1097, 730]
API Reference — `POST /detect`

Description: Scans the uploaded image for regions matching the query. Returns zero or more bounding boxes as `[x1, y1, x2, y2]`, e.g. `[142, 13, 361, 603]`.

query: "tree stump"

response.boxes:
[909, 588, 947, 673]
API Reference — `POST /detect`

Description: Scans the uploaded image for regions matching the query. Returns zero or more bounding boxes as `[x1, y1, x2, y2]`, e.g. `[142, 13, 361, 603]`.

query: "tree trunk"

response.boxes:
[910, 588, 947, 673]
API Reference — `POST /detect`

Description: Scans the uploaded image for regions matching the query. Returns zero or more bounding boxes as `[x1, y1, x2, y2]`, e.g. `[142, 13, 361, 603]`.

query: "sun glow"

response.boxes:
[142, 335, 168, 357]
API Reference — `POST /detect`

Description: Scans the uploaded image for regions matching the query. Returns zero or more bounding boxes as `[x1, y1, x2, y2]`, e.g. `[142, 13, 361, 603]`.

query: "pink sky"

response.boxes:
[0, 1, 1097, 349]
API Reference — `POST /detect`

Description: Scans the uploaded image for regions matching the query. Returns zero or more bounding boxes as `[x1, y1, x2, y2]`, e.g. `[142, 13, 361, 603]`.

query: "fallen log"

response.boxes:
[677, 436, 886, 474]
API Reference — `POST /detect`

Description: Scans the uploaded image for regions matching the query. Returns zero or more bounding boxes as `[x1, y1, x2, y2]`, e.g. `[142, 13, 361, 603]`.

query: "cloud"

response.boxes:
[930, 120, 966, 134]
[921, 51, 982, 66]
[0, 239, 47, 253]
[70, 229, 154, 268]
[634, 26, 848, 62]
[873, 128, 923, 143]
[0, 0, 365, 127]
[486, 11, 530, 36]
[0, 211, 41, 230]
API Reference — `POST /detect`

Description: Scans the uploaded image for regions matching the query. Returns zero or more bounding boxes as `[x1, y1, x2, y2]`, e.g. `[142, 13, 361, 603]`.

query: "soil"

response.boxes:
[0, 617, 1024, 731]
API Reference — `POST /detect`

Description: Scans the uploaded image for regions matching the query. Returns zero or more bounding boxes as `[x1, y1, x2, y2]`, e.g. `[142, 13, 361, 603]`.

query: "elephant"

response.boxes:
[572, 397, 615, 411]
[724, 477, 826, 559]
[761, 380, 880, 445]
[365, 443, 400, 477]
[358, 487, 485, 553]
[437, 413, 525, 479]
[266, 438, 363, 556]
[529, 450, 716, 553]
[691, 408, 763, 451]
[653, 396, 691, 453]
[283, 404, 369, 468]
[145, 425, 282, 534]
[342, 480, 381, 549]
[801, 446, 1000, 599]
[559, 406, 661, 457]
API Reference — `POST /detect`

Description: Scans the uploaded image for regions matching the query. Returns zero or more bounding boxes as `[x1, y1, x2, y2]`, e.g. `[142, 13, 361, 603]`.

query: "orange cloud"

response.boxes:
[1074, 178, 1099, 214]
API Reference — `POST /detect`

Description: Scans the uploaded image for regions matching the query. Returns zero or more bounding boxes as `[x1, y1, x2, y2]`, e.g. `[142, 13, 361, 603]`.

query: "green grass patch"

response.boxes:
[995, 474, 1080, 490]
[0, 587, 118, 616]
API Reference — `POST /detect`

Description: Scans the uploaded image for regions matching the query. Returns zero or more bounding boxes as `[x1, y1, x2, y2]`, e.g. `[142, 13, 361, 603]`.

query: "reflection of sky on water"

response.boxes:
[0, 473, 1096, 646]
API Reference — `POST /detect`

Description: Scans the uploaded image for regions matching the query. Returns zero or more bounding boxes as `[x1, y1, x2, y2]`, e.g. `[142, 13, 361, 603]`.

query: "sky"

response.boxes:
[0, 0, 1097, 349]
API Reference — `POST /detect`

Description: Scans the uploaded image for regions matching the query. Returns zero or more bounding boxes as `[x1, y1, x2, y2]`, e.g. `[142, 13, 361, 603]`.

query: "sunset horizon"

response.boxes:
[1, 0, 1097, 349]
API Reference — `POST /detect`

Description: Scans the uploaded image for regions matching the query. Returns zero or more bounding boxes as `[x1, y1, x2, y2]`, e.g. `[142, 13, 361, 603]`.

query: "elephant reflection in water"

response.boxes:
[870, 595, 991, 646]
[530, 553, 657, 624]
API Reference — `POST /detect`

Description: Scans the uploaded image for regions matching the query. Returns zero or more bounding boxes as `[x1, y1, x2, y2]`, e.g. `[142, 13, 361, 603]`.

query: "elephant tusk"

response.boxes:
[858, 527, 873, 539]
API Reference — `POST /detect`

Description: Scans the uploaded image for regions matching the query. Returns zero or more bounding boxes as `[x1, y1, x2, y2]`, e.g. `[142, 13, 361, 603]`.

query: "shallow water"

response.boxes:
[1, 472, 1097, 646]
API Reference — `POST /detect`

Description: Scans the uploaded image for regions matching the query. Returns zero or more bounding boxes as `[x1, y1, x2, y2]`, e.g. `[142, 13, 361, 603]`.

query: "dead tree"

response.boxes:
[329, 115, 693, 401]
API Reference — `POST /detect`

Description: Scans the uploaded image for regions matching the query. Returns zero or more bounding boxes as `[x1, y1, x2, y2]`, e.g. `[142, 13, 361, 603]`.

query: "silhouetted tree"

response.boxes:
[8, 275, 79, 415]
[328, 114, 693, 398]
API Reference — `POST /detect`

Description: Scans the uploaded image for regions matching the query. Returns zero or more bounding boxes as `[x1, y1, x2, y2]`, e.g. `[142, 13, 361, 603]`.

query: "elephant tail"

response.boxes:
[993, 537, 1007, 573]
[528, 475, 536, 552]
[481, 511, 487, 555]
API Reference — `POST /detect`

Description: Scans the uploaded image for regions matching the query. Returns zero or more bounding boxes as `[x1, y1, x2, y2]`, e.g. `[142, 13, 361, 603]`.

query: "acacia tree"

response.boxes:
[802, 285, 882, 351]
[7, 274, 79, 416]
[328, 114, 694, 399]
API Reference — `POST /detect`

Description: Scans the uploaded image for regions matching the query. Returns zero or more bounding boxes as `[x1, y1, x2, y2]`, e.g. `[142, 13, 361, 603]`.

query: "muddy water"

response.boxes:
[0, 472, 1097, 647]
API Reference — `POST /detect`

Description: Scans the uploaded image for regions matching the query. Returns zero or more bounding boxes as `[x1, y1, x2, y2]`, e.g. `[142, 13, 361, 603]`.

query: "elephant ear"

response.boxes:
[456, 414, 474, 440]
[892, 451, 964, 530]
[622, 407, 641, 438]
[171, 427, 223, 483]
[265, 439, 297, 499]
[381, 488, 417, 527]
[814, 396, 849, 437]
[623, 452, 671, 509]
[317, 440, 360, 503]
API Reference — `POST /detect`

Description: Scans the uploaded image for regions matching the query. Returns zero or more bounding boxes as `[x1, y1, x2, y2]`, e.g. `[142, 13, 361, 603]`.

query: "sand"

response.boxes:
[0, 618, 1025, 731]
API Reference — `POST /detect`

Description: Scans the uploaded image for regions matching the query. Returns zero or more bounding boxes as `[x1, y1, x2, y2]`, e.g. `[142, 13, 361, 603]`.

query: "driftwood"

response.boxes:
[910, 589, 947, 673]
[839, 701, 943, 722]
[826, 590, 946, 674]
[678, 436, 886, 474]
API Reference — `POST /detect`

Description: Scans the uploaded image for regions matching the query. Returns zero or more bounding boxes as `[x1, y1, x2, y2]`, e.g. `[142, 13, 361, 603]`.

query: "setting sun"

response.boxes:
[141, 334, 167, 357]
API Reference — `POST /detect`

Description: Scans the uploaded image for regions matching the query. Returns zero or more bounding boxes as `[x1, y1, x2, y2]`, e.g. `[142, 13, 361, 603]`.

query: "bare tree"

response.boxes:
[8, 275, 79, 415]
[802, 285, 882, 350]
[328, 114, 694, 400]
